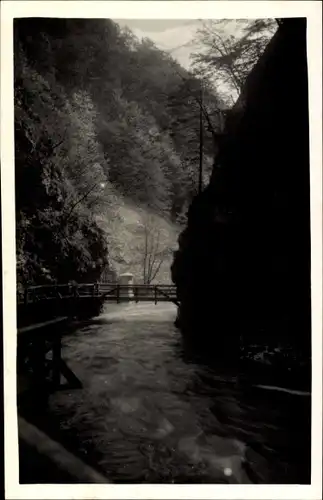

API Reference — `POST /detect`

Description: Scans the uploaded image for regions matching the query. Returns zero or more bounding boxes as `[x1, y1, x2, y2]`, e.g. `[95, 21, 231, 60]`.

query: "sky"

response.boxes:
[114, 19, 248, 102]
[114, 19, 198, 33]
[114, 19, 277, 104]
[114, 19, 203, 70]
[114, 19, 253, 73]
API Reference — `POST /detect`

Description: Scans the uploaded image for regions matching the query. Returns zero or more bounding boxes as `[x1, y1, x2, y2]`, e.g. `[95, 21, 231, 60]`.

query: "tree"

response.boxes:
[166, 74, 224, 208]
[15, 16, 229, 287]
[141, 214, 172, 284]
[191, 19, 277, 104]
[14, 25, 110, 286]
[126, 214, 173, 284]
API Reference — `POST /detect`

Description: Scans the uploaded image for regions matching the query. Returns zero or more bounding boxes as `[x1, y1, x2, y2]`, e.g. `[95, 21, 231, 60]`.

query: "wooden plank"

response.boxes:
[103, 296, 177, 303]
[29, 335, 47, 384]
[18, 416, 109, 483]
[58, 359, 82, 389]
[155, 286, 180, 306]
[20, 283, 177, 307]
[101, 287, 117, 296]
[52, 336, 62, 387]
[18, 317, 69, 335]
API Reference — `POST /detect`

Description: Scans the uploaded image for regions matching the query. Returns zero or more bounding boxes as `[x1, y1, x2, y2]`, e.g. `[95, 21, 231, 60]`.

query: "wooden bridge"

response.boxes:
[17, 282, 179, 399]
[17, 316, 81, 397]
[18, 282, 179, 307]
[99, 283, 179, 306]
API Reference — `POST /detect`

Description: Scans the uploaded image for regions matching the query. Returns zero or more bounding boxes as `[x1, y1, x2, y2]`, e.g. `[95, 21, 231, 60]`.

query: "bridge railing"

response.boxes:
[100, 284, 177, 305]
[18, 284, 67, 304]
[17, 282, 178, 305]
[17, 283, 102, 304]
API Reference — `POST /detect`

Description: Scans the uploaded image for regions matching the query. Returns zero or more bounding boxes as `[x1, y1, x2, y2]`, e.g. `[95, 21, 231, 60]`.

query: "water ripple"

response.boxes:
[47, 303, 310, 483]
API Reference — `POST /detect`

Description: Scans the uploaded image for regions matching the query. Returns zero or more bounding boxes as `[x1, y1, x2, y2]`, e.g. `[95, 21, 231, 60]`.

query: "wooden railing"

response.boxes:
[18, 283, 179, 306]
[19, 416, 109, 483]
[16, 282, 179, 397]
[17, 283, 101, 305]
[100, 284, 178, 305]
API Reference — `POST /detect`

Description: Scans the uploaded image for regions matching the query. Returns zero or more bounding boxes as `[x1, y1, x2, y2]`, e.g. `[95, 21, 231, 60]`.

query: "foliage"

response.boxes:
[191, 19, 277, 103]
[15, 29, 109, 285]
[14, 17, 226, 286]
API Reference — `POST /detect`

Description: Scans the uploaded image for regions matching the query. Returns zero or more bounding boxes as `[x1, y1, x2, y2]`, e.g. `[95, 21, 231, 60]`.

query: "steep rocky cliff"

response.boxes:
[172, 19, 311, 361]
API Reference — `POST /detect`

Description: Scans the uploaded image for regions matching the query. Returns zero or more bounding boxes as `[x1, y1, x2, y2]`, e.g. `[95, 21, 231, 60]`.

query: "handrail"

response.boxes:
[101, 287, 118, 296]
[155, 285, 179, 306]
[19, 416, 109, 483]
[24, 283, 176, 290]
[18, 282, 178, 306]
[18, 317, 69, 335]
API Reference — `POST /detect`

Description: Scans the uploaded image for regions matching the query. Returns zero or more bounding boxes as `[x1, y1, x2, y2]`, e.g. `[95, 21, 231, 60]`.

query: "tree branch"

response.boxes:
[143, 221, 149, 283]
[172, 67, 220, 142]
[149, 253, 166, 283]
[63, 182, 98, 222]
[147, 228, 161, 283]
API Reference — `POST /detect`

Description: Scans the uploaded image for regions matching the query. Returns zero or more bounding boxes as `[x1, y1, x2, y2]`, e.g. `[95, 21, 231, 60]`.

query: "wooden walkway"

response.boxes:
[99, 283, 179, 306]
[18, 282, 179, 307]
[17, 316, 82, 397]
[17, 282, 179, 397]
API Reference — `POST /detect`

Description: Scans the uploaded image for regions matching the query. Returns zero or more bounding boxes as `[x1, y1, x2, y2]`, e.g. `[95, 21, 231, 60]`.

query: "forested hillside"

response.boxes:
[14, 18, 223, 287]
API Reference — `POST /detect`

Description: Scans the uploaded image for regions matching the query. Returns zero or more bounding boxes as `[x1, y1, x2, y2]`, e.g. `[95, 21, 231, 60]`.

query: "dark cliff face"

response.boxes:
[172, 19, 311, 356]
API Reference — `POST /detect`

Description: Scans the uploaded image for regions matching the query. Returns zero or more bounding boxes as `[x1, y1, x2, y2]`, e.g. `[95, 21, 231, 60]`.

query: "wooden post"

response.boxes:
[135, 286, 138, 303]
[52, 335, 62, 388]
[31, 336, 46, 387]
[117, 284, 120, 304]
[154, 286, 157, 305]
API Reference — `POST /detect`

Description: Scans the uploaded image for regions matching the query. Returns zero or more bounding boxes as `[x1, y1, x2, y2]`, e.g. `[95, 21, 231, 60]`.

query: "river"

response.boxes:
[34, 302, 310, 484]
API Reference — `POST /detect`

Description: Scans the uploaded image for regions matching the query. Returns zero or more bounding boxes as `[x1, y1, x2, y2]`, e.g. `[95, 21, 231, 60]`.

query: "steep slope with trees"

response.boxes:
[14, 18, 223, 287]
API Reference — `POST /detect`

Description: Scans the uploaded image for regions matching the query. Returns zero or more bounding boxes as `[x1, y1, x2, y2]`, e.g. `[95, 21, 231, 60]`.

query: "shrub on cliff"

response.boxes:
[15, 36, 109, 286]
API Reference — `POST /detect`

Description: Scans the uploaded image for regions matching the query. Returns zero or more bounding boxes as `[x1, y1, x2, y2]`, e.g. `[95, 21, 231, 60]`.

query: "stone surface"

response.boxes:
[171, 19, 311, 360]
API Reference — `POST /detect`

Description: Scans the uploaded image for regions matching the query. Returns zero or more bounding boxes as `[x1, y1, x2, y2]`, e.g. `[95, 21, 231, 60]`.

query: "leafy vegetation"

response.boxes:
[15, 18, 278, 287]
[14, 18, 224, 287]
[191, 19, 277, 104]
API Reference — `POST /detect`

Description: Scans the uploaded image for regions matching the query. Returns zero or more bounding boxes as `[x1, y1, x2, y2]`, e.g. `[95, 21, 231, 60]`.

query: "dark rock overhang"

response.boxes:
[172, 17, 310, 350]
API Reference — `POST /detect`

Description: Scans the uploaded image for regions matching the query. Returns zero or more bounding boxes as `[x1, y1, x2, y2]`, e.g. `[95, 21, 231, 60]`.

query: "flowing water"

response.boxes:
[42, 303, 310, 484]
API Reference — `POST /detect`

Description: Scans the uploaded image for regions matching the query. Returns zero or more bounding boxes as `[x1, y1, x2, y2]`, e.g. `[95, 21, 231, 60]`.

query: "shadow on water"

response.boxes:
[175, 326, 311, 485]
[18, 304, 311, 484]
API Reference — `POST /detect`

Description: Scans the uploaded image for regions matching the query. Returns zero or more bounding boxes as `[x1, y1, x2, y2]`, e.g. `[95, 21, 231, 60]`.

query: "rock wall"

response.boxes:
[171, 19, 311, 358]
